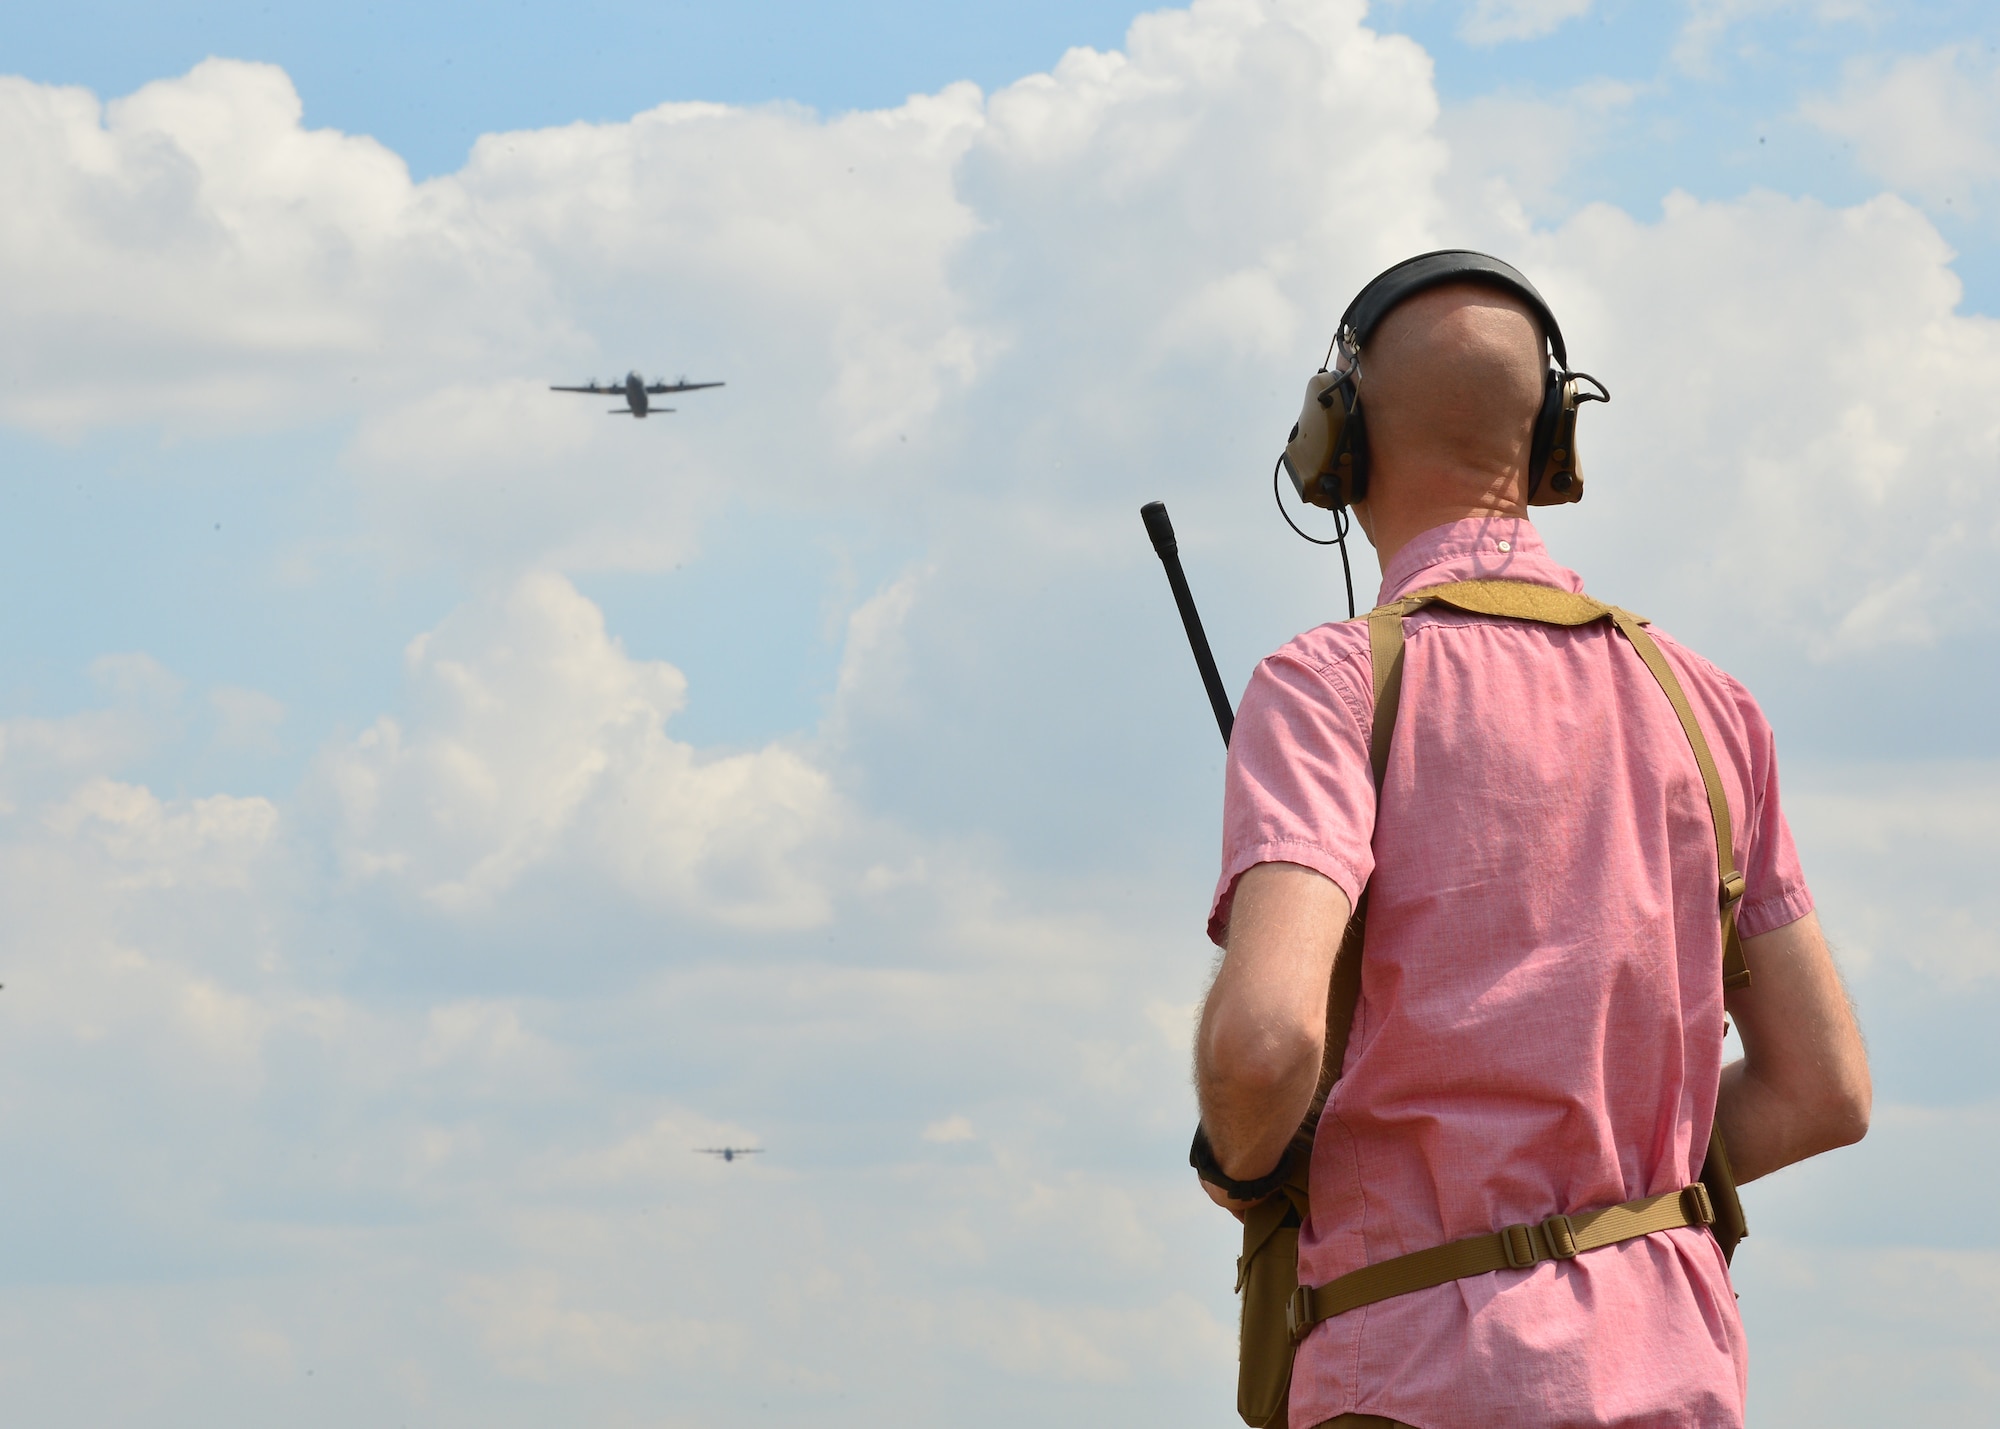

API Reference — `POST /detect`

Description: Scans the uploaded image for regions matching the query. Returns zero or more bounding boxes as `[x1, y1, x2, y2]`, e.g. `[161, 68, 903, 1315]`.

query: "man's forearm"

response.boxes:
[1194, 862, 1349, 1183]
[1195, 1012, 1322, 1180]
[1717, 912, 1871, 1184]
[1715, 1059, 1829, 1183]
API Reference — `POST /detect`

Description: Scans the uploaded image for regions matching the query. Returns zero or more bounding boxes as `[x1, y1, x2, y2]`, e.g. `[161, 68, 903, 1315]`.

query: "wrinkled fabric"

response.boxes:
[1209, 518, 1811, 1429]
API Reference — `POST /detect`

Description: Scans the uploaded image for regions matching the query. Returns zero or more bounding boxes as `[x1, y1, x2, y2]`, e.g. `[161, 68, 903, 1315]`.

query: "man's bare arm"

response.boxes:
[1195, 862, 1351, 1190]
[1716, 910, 1871, 1184]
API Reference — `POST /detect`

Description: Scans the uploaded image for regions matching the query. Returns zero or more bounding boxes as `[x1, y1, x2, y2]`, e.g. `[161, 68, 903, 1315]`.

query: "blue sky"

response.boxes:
[1, 2, 1997, 1425]
[1, 1, 1156, 175]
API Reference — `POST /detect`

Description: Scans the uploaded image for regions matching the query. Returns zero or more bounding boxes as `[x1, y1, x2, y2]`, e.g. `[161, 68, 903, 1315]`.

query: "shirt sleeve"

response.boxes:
[1733, 690, 1815, 939]
[1207, 648, 1377, 946]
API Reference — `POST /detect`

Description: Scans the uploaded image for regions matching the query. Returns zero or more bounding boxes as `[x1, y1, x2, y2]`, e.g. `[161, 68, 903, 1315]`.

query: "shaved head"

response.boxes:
[1357, 282, 1548, 511]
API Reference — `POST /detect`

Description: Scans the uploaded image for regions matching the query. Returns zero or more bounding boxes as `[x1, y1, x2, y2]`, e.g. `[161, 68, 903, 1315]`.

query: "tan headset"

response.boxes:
[1280, 251, 1608, 515]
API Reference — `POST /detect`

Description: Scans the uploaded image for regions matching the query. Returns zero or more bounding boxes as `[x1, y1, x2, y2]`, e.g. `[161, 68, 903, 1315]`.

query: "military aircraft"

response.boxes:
[550, 371, 724, 418]
[695, 1146, 763, 1164]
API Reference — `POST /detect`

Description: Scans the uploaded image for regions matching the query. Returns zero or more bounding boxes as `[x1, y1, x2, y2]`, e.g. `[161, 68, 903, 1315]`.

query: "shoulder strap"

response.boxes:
[1379, 578, 1613, 628]
[1307, 587, 1584, 1145]
[1300, 578, 1751, 1157]
[1359, 578, 1750, 1256]
[1374, 580, 1750, 990]
[1292, 614, 1400, 1156]
[1604, 611, 1751, 991]
[1366, 609, 1405, 785]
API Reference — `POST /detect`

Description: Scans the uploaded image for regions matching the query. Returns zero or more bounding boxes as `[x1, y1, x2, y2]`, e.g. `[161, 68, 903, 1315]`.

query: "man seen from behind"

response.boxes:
[1192, 259, 1872, 1429]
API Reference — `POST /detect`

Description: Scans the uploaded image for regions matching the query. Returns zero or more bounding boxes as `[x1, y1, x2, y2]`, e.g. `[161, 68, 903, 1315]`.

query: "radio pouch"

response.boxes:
[1236, 1163, 1309, 1426]
[1226, 579, 1751, 1428]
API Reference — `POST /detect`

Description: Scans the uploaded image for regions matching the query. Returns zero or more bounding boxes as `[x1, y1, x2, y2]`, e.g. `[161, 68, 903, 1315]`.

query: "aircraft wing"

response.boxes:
[645, 380, 725, 394]
[549, 384, 609, 394]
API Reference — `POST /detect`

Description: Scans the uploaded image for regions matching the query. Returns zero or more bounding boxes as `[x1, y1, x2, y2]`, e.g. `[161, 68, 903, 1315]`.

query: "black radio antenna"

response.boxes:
[1140, 501, 1234, 748]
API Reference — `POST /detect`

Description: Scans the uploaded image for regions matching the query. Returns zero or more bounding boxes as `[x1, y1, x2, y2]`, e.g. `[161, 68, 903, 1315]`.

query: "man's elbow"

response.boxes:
[1820, 1069, 1872, 1151]
[1198, 1013, 1321, 1107]
[1789, 1064, 1871, 1159]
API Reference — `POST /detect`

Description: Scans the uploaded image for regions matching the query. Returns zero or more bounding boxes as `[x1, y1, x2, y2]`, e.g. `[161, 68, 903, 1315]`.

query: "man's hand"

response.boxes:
[1717, 910, 1871, 1183]
[1195, 1174, 1272, 1223]
[1194, 861, 1351, 1194]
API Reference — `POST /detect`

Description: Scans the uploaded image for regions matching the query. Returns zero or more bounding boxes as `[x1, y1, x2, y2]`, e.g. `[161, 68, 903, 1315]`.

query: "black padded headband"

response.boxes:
[1339, 249, 1567, 368]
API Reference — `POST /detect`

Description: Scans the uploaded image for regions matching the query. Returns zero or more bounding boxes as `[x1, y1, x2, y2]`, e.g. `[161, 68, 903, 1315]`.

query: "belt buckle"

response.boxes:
[1501, 1223, 1539, 1269]
[1540, 1213, 1578, 1259]
[1286, 1283, 1314, 1344]
[1681, 1182, 1716, 1227]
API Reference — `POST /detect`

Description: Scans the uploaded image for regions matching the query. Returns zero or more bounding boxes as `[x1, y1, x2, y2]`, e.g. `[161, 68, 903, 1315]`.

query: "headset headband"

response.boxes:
[1340, 250, 1567, 369]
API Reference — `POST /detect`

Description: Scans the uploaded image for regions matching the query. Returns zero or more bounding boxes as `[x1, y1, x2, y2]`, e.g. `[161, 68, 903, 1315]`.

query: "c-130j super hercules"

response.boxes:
[550, 370, 724, 418]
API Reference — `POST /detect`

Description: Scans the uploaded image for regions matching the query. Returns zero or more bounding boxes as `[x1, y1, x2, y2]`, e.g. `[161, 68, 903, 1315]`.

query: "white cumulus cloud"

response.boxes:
[317, 571, 844, 925]
[1452, 189, 2000, 655]
[1802, 44, 2000, 215]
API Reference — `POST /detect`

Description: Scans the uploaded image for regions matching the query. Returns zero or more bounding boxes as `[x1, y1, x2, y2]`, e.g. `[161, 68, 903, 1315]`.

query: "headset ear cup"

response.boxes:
[1282, 371, 1359, 510]
[1527, 368, 1563, 501]
[1342, 397, 1368, 507]
[1530, 375, 1587, 505]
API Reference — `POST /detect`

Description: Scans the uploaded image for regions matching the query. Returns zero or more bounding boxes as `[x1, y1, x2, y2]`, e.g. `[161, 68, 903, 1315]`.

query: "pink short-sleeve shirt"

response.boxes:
[1209, 518, 1812, 1429]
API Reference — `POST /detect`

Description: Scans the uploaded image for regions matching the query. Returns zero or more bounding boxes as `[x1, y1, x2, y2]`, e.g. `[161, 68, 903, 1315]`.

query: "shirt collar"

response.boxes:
[1376, 516, 1585, 605]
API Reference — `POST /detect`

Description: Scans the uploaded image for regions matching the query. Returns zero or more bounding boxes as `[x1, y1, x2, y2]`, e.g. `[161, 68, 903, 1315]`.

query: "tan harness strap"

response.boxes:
[1605, 610, 1751, 991]
[1364, 579, 1603, 814]
[1233, 577, 1756, 1425]
[1366, 611, 1406, 784]
[1297, 610, 1408, 1150]
[1294, 614, 1402, 1157]
[1382, 580, 1751, 990]
[1383, 578, 1613, 627]
[1288, 579, 1756, 1336]
[1288, 1185, 1717, 1341]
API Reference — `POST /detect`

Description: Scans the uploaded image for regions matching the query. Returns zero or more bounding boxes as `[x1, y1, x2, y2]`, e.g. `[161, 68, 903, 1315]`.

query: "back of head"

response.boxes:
[1358, 282, 1548, 511]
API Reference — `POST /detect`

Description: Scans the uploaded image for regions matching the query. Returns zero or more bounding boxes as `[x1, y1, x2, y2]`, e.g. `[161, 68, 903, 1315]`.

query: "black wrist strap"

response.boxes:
[1189, 1123, 1292, 1201]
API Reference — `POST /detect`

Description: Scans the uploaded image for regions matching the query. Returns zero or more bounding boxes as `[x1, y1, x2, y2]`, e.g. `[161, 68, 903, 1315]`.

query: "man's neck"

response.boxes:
[1353, 467, 1528, 573]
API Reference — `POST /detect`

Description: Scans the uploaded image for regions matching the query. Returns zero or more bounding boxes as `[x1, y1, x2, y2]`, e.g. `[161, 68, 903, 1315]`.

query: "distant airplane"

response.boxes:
[550, 371, 724, 418]
[695, 1146, 763, 1164]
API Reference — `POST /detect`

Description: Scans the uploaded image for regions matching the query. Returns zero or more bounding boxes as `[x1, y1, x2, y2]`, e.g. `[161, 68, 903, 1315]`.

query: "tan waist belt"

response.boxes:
[1287, 1183, 1717, 1343]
